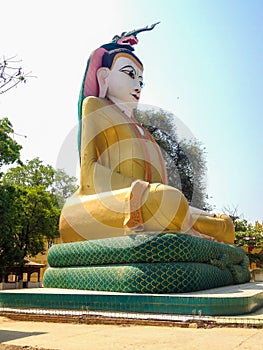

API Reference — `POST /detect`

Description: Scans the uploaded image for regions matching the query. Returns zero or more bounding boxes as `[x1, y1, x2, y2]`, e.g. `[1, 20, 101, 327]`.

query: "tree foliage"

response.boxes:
[1, 158, 78, 261]
[2, 157, 78, 208]
[1, 184, 60, 258]
[234, 220, 263, 266]
[0, 185, 24, 278]
[134, 108, 210, 210]
[0, 149, 78, 277]
[235, 220, 263, 248]
[0, 118, 22, 172]
[222, 206, 263, 265]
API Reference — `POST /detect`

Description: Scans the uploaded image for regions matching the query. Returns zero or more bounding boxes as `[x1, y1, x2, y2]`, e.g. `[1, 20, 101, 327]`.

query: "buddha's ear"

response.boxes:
[97, 67, 110, 98]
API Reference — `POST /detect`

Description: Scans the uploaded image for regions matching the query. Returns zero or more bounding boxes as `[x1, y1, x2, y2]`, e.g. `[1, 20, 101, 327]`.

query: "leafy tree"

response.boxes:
[52, 168, 79, 208]
[0, 183, 60, 281]
[235, 219, 248, 233]
[0, 117, 22, 173]
[2, 157, 78, 208]
[222, 206, 263, 265]
[234, 220, 263, 266]
[0, 158, 78, 279]
[235, 221, 263, 248]
[0, 185, 24, 281]
[134, 108, 209, 210]
[0, 118, 23, 279]
[13, 185, 60, 257]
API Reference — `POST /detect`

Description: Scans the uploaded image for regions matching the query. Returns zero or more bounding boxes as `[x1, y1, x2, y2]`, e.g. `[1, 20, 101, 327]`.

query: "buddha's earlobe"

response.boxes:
[97, 67, 110, 98]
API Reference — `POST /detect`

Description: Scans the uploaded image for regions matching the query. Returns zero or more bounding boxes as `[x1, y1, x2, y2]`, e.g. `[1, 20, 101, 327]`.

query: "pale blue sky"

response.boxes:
[1, 0, 262, 223]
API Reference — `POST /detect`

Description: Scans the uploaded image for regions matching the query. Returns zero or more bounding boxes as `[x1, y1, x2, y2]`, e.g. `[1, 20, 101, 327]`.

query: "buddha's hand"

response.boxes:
[124, 180, 150, 231]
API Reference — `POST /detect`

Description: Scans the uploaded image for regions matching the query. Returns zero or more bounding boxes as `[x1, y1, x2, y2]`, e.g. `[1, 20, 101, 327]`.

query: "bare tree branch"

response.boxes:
[0, 55, 35, 95]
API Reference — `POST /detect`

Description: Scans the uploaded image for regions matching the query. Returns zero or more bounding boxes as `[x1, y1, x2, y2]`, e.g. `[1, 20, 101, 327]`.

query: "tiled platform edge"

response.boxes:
[0, 282, 263, 316]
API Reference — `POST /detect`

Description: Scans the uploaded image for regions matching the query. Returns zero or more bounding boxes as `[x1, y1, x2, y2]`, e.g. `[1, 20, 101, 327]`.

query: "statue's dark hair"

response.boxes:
[101, 48, 143, 69]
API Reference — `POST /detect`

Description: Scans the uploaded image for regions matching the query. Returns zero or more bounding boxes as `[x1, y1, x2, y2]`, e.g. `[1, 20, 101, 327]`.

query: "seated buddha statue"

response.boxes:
[59, 25, 234, 245]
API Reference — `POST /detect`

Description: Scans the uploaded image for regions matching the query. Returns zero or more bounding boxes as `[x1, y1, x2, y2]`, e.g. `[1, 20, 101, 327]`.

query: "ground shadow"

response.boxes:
[0, 330, 47, 343]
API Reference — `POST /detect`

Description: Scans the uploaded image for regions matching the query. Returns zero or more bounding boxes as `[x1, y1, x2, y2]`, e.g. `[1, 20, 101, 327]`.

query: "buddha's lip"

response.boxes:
[131, 93, 139, 101]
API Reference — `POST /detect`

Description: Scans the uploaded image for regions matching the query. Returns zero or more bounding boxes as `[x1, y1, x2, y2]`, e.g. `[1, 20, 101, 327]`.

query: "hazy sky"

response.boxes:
[1, 0, 262, 223]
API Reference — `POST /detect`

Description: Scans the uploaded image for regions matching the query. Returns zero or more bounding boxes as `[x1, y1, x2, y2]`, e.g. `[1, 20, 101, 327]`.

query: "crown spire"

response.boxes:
[111, 22, 160, 47]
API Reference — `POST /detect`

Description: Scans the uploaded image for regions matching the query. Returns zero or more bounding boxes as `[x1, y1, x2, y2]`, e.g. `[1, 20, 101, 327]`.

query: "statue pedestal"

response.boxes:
[43, 234, 251, 293]
[0, 282, 263, 317]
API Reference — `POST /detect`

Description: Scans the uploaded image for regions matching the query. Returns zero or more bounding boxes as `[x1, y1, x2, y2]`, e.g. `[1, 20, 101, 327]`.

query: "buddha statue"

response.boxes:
[59, 24, 234, 245]
[43, 25, 251, 295]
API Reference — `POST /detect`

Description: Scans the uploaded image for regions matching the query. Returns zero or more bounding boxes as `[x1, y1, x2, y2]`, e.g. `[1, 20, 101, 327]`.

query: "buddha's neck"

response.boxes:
[107, 96, 136, 118]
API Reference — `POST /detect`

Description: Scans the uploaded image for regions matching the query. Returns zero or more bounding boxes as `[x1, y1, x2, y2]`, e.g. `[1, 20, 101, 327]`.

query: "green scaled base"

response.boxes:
[44, 262, 238, 293]
[43, 233, 251, 293]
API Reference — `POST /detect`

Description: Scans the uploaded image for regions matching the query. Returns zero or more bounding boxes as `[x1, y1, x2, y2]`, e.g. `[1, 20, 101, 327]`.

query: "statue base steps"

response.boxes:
[0, 282, 263, 316]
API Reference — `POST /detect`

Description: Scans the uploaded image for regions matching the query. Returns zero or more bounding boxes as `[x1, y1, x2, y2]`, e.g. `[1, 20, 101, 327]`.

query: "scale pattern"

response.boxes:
[43, 233, 251, 293]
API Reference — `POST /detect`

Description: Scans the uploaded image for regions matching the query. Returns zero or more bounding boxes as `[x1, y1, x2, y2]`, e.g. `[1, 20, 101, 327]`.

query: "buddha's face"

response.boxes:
[106, 54, 144, 105]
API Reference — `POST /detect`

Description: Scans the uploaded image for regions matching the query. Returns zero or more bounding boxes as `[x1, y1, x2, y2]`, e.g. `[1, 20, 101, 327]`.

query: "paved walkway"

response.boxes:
[0, 282, 263, 349]
[0, 314, 263, 350]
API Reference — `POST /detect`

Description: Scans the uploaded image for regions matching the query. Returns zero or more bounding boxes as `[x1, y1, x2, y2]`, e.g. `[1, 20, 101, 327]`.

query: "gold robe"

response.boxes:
[60, 97, 234, 244]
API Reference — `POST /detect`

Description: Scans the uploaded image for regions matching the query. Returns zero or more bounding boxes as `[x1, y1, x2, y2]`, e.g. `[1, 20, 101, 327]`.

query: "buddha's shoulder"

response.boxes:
[82, 97, 111, 114]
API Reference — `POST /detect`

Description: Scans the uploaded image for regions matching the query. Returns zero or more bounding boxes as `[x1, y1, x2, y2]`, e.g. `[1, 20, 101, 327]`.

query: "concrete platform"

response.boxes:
[1, 316, 262, 350]
[0, 282, 263, 316]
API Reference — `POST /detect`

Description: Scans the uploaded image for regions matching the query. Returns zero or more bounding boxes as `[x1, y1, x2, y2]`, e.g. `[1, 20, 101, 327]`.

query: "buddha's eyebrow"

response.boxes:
[119, 65, 135, 71]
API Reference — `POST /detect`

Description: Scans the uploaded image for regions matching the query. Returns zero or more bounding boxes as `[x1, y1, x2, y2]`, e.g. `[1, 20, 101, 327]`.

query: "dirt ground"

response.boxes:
[0, 316, 263, 350]
[0, 346, 49, 350]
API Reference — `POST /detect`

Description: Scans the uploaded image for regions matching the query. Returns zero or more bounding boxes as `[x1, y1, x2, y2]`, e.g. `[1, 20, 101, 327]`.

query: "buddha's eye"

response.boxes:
[127, 70, 135, 79]
[119, 66, 136, 79]
[139, 81, 144, 88]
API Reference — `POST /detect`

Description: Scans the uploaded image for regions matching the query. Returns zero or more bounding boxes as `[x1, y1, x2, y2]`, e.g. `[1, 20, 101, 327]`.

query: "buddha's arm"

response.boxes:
[79, 99, 135, 195]
[79, 158, 134, 195]
[79, 131, 136, 195]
